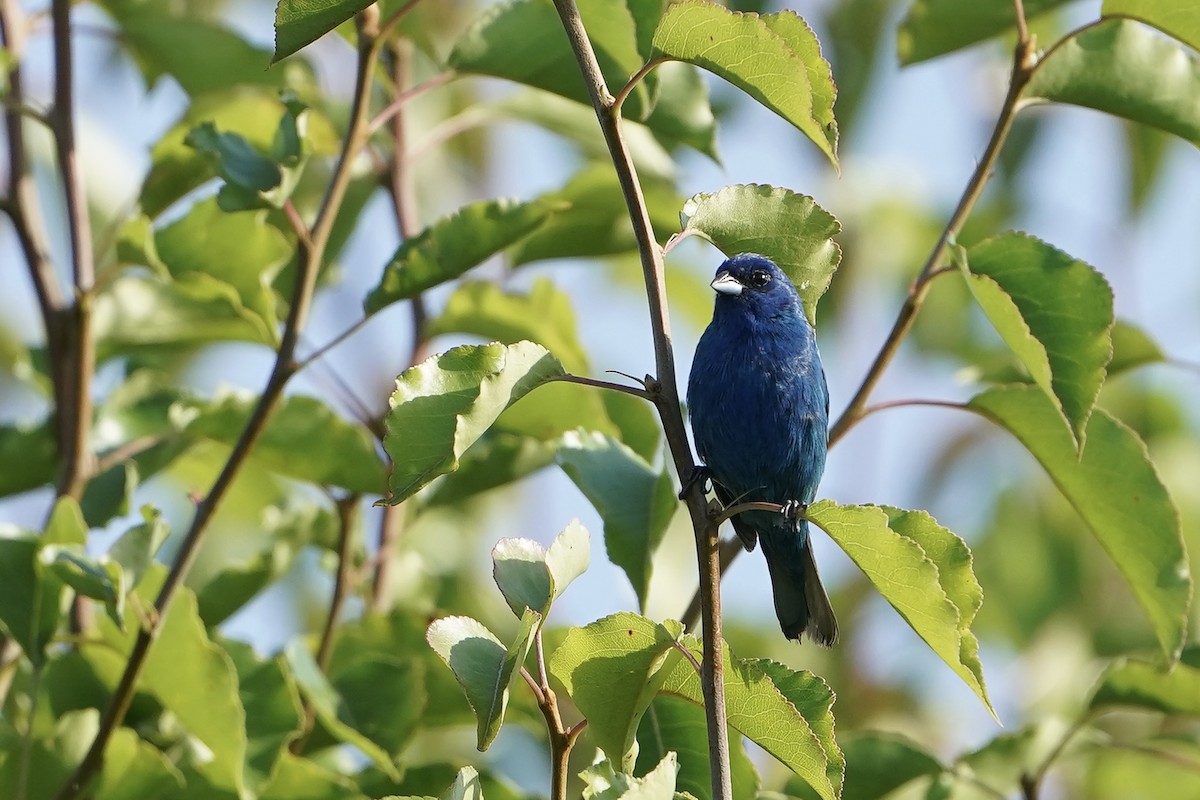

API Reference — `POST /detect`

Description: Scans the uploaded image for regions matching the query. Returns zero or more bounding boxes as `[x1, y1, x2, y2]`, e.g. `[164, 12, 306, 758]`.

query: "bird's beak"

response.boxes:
[711, 271, 743, 296]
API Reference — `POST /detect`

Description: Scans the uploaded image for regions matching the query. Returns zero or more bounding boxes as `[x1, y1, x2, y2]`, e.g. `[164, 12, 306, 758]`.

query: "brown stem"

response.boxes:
[315, 496, 359, 670]
[549, 2, 730, 798]
[551, 372, 653, 400]
[525, 630, 585, 800]
[50, 13, 385, 800]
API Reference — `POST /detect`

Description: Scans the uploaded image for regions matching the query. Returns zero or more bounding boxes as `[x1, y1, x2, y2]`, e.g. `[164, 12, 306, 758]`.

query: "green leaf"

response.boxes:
[107, 506, 170, 594]
[156, 198, 293, 339]
[964, 233, 1113, 446]
[898, 0, 1074, 65]
[94, 273, 278, 358]
[186, 394, 385, 493]
[1109, 319, 1165, 375]
[0, 421, 56, 497]
[968, 385, 1190, 661]
[364, 198, 567, 315]
[642, 60, 720, 160]
[676, 184, 842, 324]
[185, 121, 281, 194]
[425, 609, 539, 751]
[651, 1, 838, 166]
[0, 532, 62, 666]
[1022, 18, 1200, 148]
[492, 521, 589, 619]
[260, 753, 370, 800]
[556, 430, 677, 610]
[508, 164, 683, 266]
[274, 0, 374, 62]
[285, 641, 401, 779]
[109, 12, 283, 96]
[427, 278, 590, 373]
[1091, 646, 1200, 715]
[40, 545, 124, 629]
[635, 695, 760, 800]
[449, 0, 653, 120]
[381, 341, 565, 504]
[656, 639, 842, 800]
[80, 460, 139, 528]
[426, 431, 558, 506]
[332, 654, 426, 757]
[1103, 0, 1200, 53]
[581, 752, 680, 800]
[549, 613, 685, 769]
[807, 731, 943, 800]
[93, 725, 186, 800]
[806, 500, 994, 717]
[437, 766, 485, 800]
[221, 639, 306, 793]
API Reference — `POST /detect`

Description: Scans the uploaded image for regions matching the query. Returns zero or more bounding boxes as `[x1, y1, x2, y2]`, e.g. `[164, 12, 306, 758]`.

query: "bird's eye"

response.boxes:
[749, 269, 771, 288]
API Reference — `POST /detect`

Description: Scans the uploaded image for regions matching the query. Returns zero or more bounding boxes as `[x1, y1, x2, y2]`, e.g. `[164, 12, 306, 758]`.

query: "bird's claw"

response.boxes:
[780, 500, 807, 521]
[679, 465, 711, 500]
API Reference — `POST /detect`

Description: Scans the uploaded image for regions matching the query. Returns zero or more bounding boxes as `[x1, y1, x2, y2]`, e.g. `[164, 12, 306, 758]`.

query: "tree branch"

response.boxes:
[50, 12, 386, 799]
[549, 3, 731, 798]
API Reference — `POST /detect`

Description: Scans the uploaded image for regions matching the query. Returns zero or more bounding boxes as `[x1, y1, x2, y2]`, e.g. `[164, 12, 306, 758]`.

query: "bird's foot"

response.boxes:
[780, 500, 808, 522]
[679, 465, 711, 500]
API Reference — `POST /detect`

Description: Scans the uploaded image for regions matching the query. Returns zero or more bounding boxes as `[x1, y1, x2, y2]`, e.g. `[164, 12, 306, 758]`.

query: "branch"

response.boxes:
[549, 3, 731, 798]
[827, 34, 1038, 448]
[525, 628, 584, 800]
[551, 372, 653, 400]
[50, 12, 387, 799]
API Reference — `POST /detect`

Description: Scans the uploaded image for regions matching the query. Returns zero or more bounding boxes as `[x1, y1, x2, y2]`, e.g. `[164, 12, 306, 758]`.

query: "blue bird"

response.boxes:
[686, 253, 837, 645]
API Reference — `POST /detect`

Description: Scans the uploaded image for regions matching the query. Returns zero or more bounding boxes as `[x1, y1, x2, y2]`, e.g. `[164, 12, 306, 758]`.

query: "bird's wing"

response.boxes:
[712, 480, 758, 552]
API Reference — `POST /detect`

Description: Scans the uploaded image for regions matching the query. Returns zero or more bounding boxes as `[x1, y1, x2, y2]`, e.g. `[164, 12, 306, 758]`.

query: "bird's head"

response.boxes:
[709, 253, 803, 321]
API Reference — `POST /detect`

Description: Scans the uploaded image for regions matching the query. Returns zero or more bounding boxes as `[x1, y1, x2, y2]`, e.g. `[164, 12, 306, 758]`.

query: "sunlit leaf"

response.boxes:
[581, 752, 680, 800]
[1022, 19, 1200, 148]
[677, 184, 841, 323]
[807, 500, 994, 717]
[381, 341, 565, 504]
[635, 695, 760, 800]
[651, 1, 837, 165]
[1103, 0, 1200, 53]
[1091, 646, 1200, 715]
[968, 385, 1190, 661]
[274, 0, 374, 62]
[556, 430, 676, 610]
[492, 520, 590, 619]
[1109, 319, 1165, 375]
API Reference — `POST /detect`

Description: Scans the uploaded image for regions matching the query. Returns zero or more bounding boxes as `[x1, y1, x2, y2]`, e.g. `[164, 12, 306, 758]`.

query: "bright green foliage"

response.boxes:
[382, 341, 565, 503]
[1108, 320, 1165, 375]
[1103, 0, 1200, 53]
[580, 753, 680, 800]
[556, 431, 676, 609]
[677, 184, 842, 324]
[964, 233, 1114, 446]
[549, 613, 686, 769]
[1022, 19, 1200, 148]
[807, 500, 994, 717]
[365, 199, 567, 315]
[969, 386, 1191, 661]
[1091, 647, 1200, 715]
[787, 731, 943, 800]
[897, 0, 1075, 64]
[652, 1, 838, 165]
[274, 0, 375, 62]
[492, 520, 590, 618]
[425, 609, 539, 751]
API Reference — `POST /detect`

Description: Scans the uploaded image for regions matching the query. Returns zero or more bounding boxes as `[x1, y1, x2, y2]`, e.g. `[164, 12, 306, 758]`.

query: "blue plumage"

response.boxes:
[686, 253, 837, 645]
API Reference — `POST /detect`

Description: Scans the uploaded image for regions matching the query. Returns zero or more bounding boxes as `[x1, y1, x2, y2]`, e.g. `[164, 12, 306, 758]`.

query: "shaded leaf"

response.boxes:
[549, 613, 685, 769]
[333, 655, 426, 757]
[274, 0, 375, 62]
[792, 731, 943, 800]
[636, 695, 760, 800]
[381, 341, 565, 504]
[0, 421, 56, 497]
[107, 506, 170, 594]
[0, 532, 62, 666]
[285, 641, 401, 779]
[80, 461, 139, 528]
[968, 385, 1190, 661]
[40, 545, 124, 629]
[676, 184, 841, 324]
[556, 430, 676, 610]
[365, 198, 567, 315]
[426, 609, 539, 751]
[260, 753, 371, 800]
[426, 431, 558, 506]
[492, 520, 590, 619]
[898, 0, 1074, 65]
[1022, 19, 1200, 148]
[221, 639, 306, 793]
[651, 1, 837, 165]
[807, 500, 994, 717]
[1109, 319, 1165, 375]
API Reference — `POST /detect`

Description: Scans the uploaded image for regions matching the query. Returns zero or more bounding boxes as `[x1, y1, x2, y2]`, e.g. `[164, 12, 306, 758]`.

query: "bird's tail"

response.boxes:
[760, 523, 838, 646]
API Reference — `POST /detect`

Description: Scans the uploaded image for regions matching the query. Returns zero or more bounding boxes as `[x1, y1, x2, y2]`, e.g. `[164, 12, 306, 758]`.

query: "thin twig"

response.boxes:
[827, 33, 1037, 448]
[50, 11, 386, 799]
[367, 71, 454, 135]
[549, 2, 731, 797]
[612, 58, 663, 114]
[551, 372, 653, 400]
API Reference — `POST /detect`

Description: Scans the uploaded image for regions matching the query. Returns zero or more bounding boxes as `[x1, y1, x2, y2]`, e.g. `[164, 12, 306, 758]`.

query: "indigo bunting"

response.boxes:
[687, 253, 837, 645]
